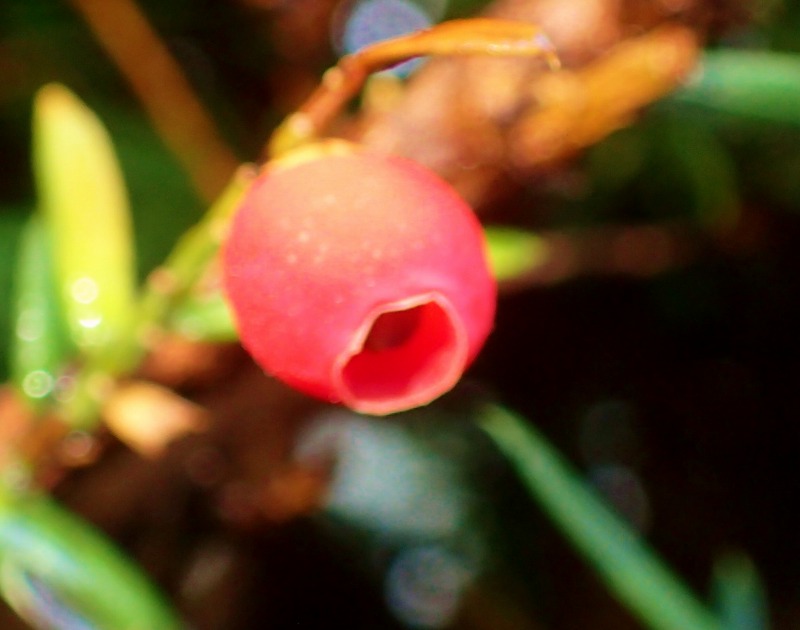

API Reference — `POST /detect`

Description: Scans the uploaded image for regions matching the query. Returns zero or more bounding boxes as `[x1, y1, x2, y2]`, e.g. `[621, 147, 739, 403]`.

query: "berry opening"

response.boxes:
[336, 295, 467, 415]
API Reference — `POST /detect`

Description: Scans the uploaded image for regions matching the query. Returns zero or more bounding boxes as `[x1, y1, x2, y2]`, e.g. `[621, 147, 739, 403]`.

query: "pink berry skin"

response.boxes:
[222, 145, 496, 415]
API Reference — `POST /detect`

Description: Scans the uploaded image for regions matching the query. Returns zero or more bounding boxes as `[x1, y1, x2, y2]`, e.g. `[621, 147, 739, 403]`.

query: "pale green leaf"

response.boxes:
[33, 83, 137, 372]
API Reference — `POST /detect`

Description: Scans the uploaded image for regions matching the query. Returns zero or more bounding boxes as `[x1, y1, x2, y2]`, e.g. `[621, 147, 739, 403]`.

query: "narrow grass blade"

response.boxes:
[479, 403, 721, 630]
[713, 552, 769, 630]
[673, 50, 800, 127]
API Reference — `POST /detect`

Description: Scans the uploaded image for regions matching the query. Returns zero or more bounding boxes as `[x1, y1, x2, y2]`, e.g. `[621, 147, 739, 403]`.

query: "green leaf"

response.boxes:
[479, 404, 721, 630]
[484, 226, 548, 282]
[10, 218, 72, 408]
[33, 83, 137, 372]
[673, 50, 800, 127]
[0, 492, 183, 630]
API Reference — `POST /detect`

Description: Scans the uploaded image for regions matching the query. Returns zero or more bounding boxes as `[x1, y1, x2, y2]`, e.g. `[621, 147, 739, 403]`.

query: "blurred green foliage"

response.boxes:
[0, 492, 182, 629]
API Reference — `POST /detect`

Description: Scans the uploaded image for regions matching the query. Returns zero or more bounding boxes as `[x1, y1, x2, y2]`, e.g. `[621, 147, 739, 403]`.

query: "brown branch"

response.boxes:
[358, 19, 699, 208]
[267, 18, 559, 157]
[508, 24, 700, 169]
[69, 0, 240, 202]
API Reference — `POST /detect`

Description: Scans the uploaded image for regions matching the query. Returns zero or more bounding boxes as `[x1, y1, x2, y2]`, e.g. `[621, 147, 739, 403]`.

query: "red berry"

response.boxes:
[222, 143, 496, 415]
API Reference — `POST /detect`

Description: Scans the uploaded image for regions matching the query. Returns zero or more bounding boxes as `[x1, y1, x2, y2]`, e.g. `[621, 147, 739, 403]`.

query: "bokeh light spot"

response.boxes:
[385, 545, 474, 628]
[70, 277, 99, 305]
[334, 0, 433, 77]
[22, 370, 55, 399]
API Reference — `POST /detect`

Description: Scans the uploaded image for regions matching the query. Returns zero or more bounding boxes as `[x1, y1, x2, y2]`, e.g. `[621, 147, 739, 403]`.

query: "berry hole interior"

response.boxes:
[340, 300, 464, 409]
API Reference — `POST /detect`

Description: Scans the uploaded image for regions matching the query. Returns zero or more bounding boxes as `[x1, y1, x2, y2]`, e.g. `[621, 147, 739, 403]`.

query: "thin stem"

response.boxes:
[138, 164, 255, 346]
[268, 18, 559, 156]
